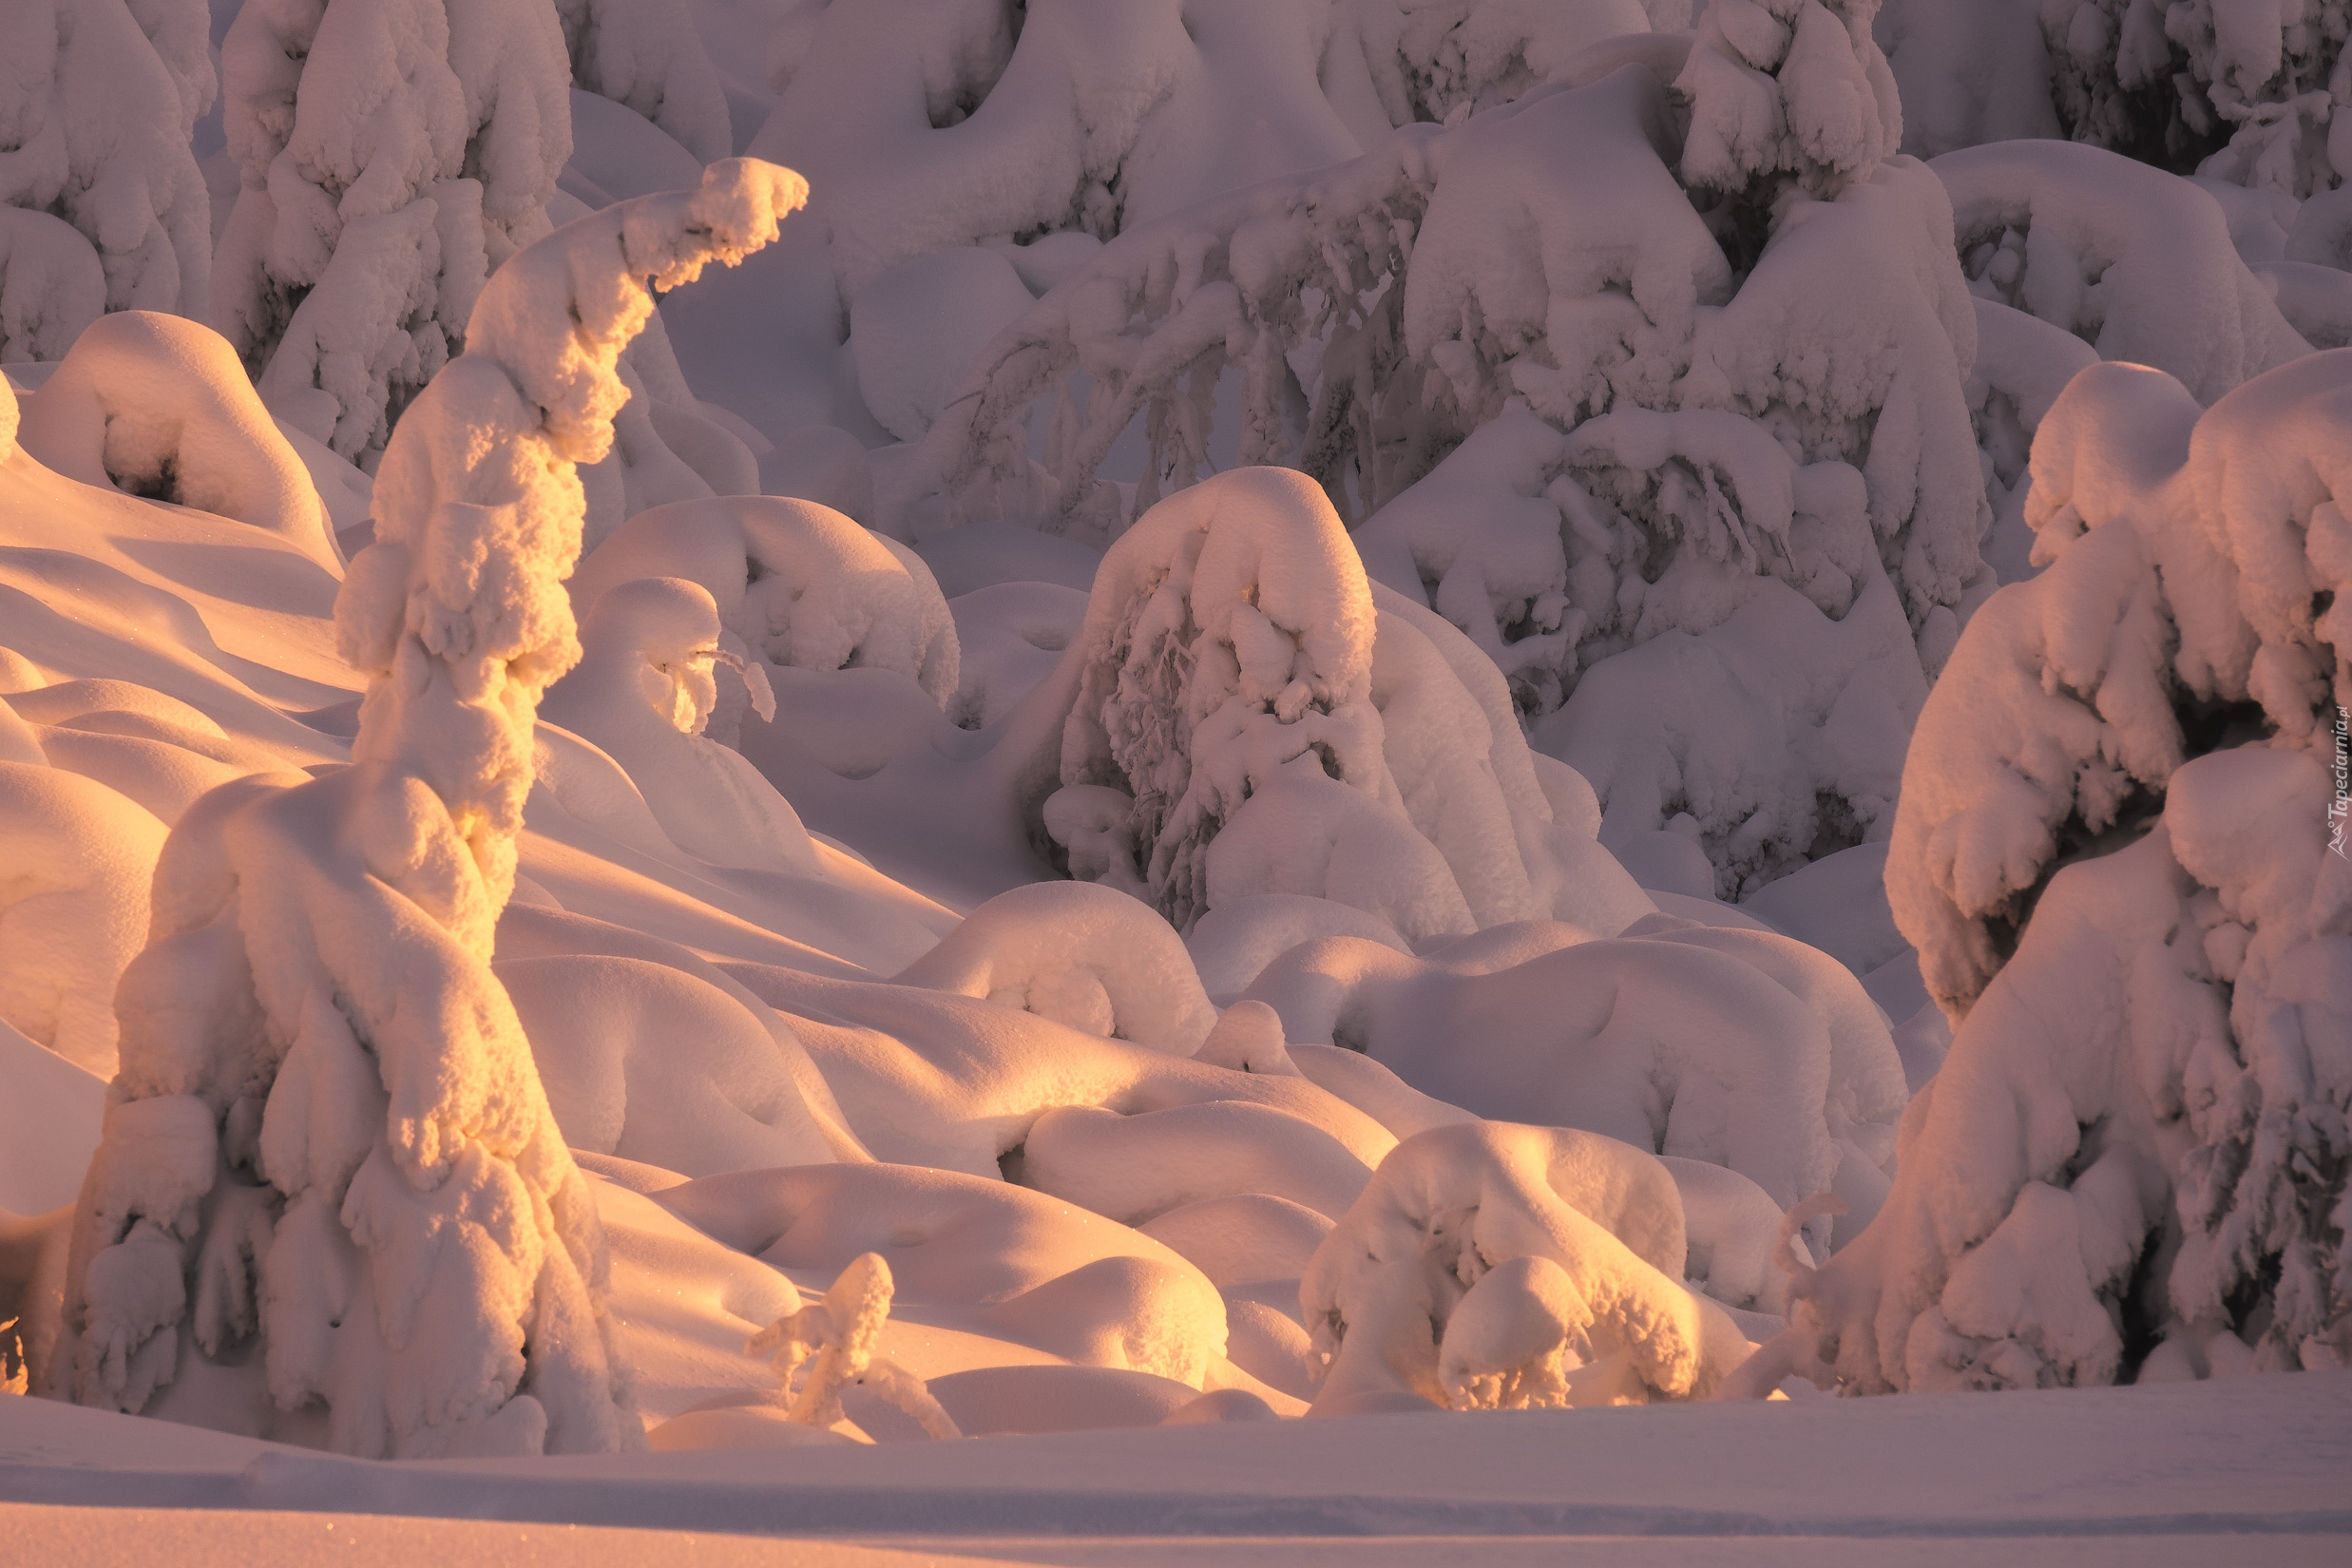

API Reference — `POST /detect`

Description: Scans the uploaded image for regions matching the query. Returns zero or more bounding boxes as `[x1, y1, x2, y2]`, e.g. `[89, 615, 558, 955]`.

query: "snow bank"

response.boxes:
[15, 312, 339, 571]
[1239, 919, 1907, 1222]
[1807, 346, 2352, 1392]
[0, 761, 166, 1076]
[47, 160, 806, 1458]
[893, 881, 1219, 1057]
[1303, 1120, 1752, 1413]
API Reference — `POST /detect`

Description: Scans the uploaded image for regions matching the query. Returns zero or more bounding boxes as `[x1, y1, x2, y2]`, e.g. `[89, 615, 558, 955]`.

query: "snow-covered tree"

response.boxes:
[46, 160, 808, 1457]
[212, 0, 571, 468]
[554, 0, 734, 164]
[916, 11, 1983, 897]
[0, 0, 213, 345]
[2039, 0, 2349, 198]
[1785, 348, 2352, 1392]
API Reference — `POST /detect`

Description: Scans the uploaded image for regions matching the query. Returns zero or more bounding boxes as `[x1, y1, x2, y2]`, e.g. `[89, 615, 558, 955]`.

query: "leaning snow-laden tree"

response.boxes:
[45, 160, 809, 1458]
[212, 0, 572, 468]
[0, 0, 213, 338]
[1031, 465, 1653, 943]
[1786, 350, 2352, 1393]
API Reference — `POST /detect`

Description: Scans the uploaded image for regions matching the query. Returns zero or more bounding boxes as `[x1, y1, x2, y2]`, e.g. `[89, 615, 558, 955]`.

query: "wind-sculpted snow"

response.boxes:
[14, 312, 340, 572]
[1239, 918, 1908, 1236]
[0, 0, 212, 330]
[891, 881, 1221, 1057]
[44, 160, 807, 1458]
[1806, 348, 2352, 1392]
[1302, 1120, 1754, 1414]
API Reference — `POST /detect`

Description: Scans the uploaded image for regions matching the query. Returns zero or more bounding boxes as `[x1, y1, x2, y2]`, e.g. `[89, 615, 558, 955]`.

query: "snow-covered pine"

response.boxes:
[0, 0, 213, 342]
[1796, 348, 2352, 1392]
[2038, 0, 2351, 198]
[49, 160, 809, 1458]
[553, 0, 734, 165]
[212, 0, 572, 469]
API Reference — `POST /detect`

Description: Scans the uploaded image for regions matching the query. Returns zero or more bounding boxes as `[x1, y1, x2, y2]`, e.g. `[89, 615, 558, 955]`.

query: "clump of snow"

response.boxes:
[893, 881, 1220, 1056]
[742, 1252, 960, 1438]
[0, 0, 213, 329]
[1038, 466, 1646, 943]
[1303, 1119, 1754, 1413]
[1807, 345, 2352, 1392]
[44, 160, 807, 1458]
[15, 311, 340, 571]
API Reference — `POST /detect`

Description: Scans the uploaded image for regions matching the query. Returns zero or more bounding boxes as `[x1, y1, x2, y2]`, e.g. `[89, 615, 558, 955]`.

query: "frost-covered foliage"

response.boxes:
[213, 0, 572, 468]
[1800, 349, 2352, 1392]
[2038, 0, 2351, 197]
[14, 312, 339, 571]
[1038, 466, 1650, 942]
[43, 161, 806, 1457]
[553, 0, 733, 165]
[1303, 1120, 1755, 1413]
[915, 25, 1987, 896]
[0, 0, 213, 336]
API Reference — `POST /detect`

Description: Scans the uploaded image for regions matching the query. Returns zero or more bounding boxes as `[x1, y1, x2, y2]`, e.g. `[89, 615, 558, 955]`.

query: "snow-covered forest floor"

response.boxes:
[0, 0, 2347, 1558]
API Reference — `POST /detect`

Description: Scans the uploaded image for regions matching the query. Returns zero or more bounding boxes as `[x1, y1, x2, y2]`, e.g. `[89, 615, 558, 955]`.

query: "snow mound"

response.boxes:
[1041, 465, 1649, 944]
[892, 881, 1219, 1057]
[1303, 1119, 1753, 1414]
[574, 494, 959, 708]
[0, 760, 167, 1076]
[15, 311, 339, 571]
[0, 207, 105, 365]
[1239, 919, 1907, 1224]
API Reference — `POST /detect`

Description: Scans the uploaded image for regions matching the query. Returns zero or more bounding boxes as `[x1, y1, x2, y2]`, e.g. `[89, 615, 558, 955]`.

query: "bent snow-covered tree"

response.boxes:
[1789, 350, 2352, 1393]
[48, 160, 809, 1458]
[212, 0, 572, 468]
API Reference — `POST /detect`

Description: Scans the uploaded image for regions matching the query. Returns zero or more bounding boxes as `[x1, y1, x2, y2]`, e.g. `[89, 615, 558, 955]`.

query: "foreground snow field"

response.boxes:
[6, 1368, 2349, 1563]
[2, 0, 2349, 1555]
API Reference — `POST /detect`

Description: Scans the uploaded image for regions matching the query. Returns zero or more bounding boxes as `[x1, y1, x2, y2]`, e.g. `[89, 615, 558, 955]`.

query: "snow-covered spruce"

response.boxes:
[48, 160, 809, 1458]
[212, 0, 572, 468]
[1034, 465, 1651, 943]
[917, 25, 1987, 897]
[1791, 348, 2352, 1392]
[0, 0, 213, 340]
